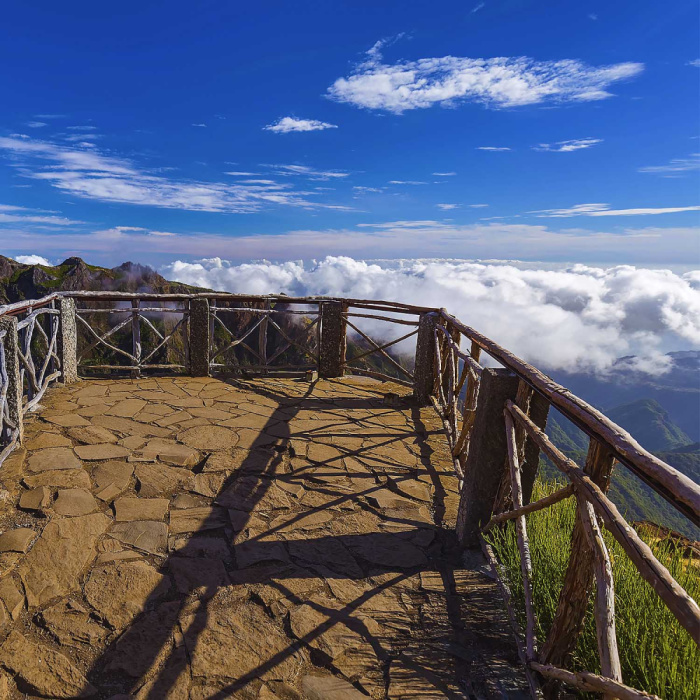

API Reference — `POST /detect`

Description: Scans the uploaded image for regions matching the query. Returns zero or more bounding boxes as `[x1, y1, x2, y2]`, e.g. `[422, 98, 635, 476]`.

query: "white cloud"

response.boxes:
[436, 203, 460, 210]
[471, 2, 485, 13]
[0, 136, 349, 213]
[589, 13, 598, 20]
[192, 123, 207, 128]
[477, 146, 511, 151]
[638, 154, 700, 174]
[533, 203, 700, 217]
[26, 121, 47, 128]
[687, 59, 700, 68]
[268, 164, 349, 181]
[433, 172, 457, 176]
[534, 138, 602, 152]
[0, 202, 82, 226]
[264, 117, 338, 133]
[66, 125, 97, 131]
[163, 256, 700, 375]
[15, 255, 52, 265]
[353, 186, 384, 194]
[468, 203, 489, 208]
[327, 43, 643, 113]
[388, 180, 427, 185]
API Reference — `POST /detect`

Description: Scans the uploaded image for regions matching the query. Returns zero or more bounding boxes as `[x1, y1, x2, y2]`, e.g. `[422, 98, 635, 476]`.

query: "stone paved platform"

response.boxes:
[0, 376, 528, 699]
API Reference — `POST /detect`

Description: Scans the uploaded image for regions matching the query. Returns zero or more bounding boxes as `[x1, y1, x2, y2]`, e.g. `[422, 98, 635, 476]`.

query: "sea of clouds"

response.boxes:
[163, 257, 700, 376]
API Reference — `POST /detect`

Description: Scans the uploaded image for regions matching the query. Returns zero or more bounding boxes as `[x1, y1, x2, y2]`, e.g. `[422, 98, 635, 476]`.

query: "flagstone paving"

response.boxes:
[0, 376, 528, 699]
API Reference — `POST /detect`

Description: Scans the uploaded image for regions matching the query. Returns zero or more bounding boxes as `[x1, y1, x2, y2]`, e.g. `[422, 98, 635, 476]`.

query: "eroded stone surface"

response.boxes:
[85, 560, 170, 630]
[0, 630, 97, 697]
[0, 527, 35, 553]
[26, 447, 81, 473]
[18, 513, 109, 608]
[53, 488, 98, 516]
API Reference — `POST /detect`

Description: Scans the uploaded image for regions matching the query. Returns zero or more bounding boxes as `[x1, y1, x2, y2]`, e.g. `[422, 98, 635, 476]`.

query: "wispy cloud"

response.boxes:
[353, 186, 384, 194]
[638, 154, 700, 175]
[534, 138, 602, 152]
[327, 41, 643, 113]
[470, 2, 485, 13]
[388, 180, 427, 185]
[66, 125, 97, 131]
[191, 123, 207, 128]
[264, 117, 338, 133]
[0, 136, 350, 213]
[468, 203, 489, 208]
[532, 203, 700, 217]
[477, 146, 511, 151]
[687, 59, 700, 68]
[268, 164, 349, 181]
[436, 203, 460, 210]
[433, 171, 457, 176]
[0, 202, 82, 226]
[26, 121, 47, 128]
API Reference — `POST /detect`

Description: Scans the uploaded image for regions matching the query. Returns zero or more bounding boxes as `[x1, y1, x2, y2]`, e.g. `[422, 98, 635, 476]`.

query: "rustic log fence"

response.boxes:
[0, 291, 697, 698]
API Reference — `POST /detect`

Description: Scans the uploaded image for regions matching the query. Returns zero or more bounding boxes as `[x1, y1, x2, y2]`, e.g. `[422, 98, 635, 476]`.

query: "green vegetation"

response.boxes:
[486, 480, 700, 699]
[607, 398, 693, 452]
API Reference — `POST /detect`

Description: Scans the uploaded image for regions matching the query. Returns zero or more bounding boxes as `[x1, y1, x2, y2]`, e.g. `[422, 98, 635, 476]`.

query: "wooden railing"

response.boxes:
[0, 291, 697, 698]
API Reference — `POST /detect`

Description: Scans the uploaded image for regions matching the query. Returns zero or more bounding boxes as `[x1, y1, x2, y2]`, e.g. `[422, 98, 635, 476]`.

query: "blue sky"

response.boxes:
[1, 0, 699, 267]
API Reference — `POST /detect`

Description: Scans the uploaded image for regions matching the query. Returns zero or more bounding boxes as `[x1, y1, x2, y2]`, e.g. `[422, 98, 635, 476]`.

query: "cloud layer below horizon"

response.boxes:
[164, 256, 700, 376]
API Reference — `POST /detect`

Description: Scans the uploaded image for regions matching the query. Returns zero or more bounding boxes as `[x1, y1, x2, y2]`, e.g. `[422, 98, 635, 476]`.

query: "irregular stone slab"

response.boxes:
[366, 489, 417, 511]
[114, 497, 169, 521]
[53, 488, 98, 516]
[347, 532, 427, 569]
[132, 645, 191, 700]
[234, 538, 290, 569]
[169, 506, 228, 534]
[302, 675, 367, 700]
[169, 535, 231, 559]
[92, 415, 172, 438]
[169, 557, 229, 594]
[24, 432, 72, 450]
[289, 596, 379, 659]
[67, 425, 119, 445]
[27, 447, 82, 473]
[0, 527, 36, 553]
[41, 599, 109, 648]
[18, 513, 109, 608]
[192, 472, 227, 498]
[23, 469, 91, 490]
[19, 486, 51, 510]
[0, 630, 97, 698]
[288, 538, 363, 578]
[388, 657, 450, 700]
[154, 442, 200, 467]
[135, 463, 194, 498]
[93, 460, 134, 492]
[44, 414, 91, 428]
[106, 399, 147, 417]
[178, 425, 239, 450]
[110, 521, 168, 555]
[172, 493, 209, 509]
[108, 604, 186, 684]
[74, 443, 131, 461]
[95, 484, 122, 502]
[84, 560, 170, 631]
[0, 577, 24, 619]
[183, 594, 304, 683]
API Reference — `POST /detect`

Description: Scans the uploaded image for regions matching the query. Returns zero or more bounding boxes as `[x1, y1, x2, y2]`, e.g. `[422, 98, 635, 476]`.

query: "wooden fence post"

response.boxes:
[189, 298, 210, 377]
[0, 316, 23, 443]
[456, 368, 520, 547]
[413, 311, 438, 405]
[58, 297, 78, 384]
[540, 437, 616, 682]
[319, 301, 346, 378]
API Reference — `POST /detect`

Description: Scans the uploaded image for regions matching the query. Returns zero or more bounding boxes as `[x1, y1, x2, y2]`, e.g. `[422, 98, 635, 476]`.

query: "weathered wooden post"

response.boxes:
[189, 298, 210, 377]
[540, 437, 617, 683]
[319, 301, 346, 378]
[58, 297, 78, 384]
[413, 311, 438, 405]
[456, 368, 520, 547]
[0, 316, 24, 443]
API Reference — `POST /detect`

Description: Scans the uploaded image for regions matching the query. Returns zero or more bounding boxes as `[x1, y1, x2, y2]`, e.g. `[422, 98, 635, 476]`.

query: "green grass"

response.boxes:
[485, 480, 700, 699]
